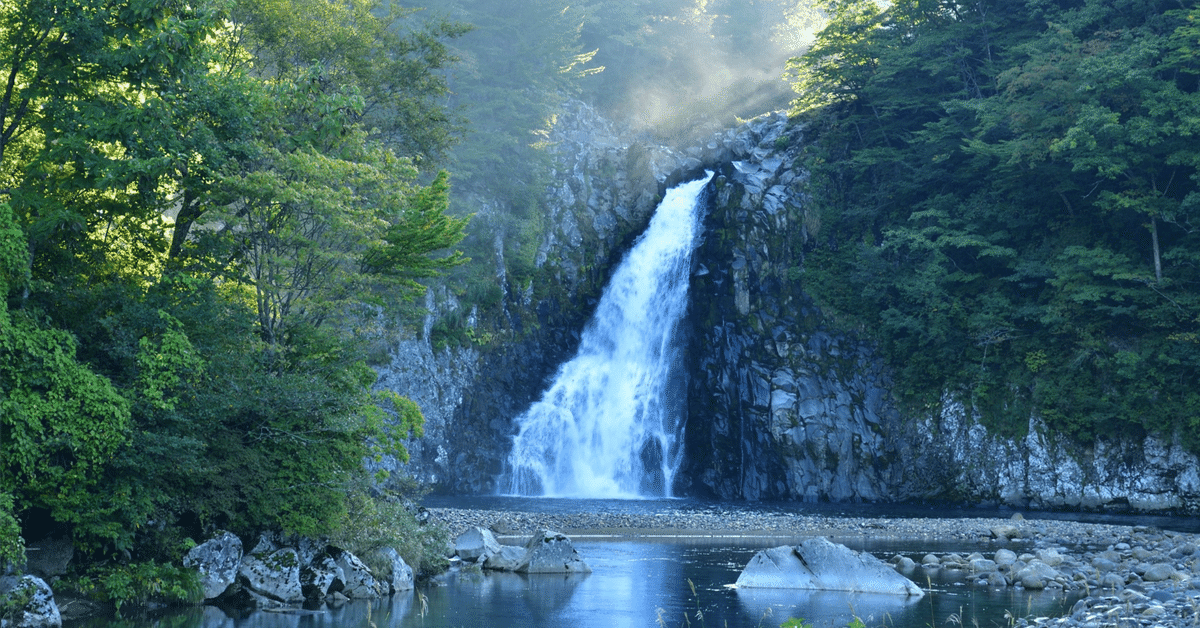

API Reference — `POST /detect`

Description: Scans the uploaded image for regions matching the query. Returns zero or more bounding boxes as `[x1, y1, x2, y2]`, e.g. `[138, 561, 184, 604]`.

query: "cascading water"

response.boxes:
[500, 172, 714, 498]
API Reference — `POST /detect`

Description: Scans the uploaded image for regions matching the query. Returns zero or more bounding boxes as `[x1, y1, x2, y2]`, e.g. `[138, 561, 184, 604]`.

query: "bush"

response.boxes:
[68, 561, 203, 612]
[327, 490, 449, 578]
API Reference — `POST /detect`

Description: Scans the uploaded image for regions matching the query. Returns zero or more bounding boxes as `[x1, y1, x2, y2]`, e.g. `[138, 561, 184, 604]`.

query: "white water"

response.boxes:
[500, 173, 714, 498]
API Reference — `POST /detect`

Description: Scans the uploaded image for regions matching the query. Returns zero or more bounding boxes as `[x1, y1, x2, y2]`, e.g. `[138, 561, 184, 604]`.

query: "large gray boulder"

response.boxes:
[735, 538, 924, 597]
[366, 547, 414, 593]
[300, 555, 344, 599]
[238, 548, 304, 603]
[183, 531, 243, 600]
[332, 549, 382, 598]
[0, 575, 61, 628]
[454, 527, 501, 563]
[514, 530, 591, 574]
[482, 545, 527, 572]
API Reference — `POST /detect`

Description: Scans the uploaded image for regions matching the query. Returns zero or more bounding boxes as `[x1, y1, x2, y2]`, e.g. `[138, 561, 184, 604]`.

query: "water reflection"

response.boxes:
[68, 538, 1083, 628]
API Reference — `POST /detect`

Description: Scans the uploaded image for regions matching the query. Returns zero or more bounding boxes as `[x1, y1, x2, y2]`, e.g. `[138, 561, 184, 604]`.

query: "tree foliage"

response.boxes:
[0, 0, 467, 570]
[791, 0, 1200, 446]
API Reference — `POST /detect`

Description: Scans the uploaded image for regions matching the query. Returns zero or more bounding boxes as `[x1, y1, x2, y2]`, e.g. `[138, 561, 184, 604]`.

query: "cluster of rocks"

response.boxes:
[450, 527, 590, 574]
[882, 521, 1200, 628]
[183, 531, 414, 608]
[891, 522, 1199, 593]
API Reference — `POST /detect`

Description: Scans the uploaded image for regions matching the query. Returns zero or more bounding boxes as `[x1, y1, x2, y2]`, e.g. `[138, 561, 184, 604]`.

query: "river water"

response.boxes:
[66, 498, 1196, 628]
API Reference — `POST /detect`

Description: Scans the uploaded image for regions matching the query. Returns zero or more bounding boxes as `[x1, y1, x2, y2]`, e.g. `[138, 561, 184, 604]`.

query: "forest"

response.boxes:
[2, 0, 1198, 609]
[0, 0, 821, 606]
[790, 0, 1200, 450]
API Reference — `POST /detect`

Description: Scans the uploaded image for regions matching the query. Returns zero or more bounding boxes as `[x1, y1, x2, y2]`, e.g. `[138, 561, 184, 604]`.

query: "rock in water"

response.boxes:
[366, 547, 414, 593]
[735, 538, 924, 597]
[183, 531, 243, 600]
[239, 548, 304, 603]
[454, 526, 501, 563]
[0, 575, 62, 628]
[483, 545, 527, 572]
[515, 530, 591, 574]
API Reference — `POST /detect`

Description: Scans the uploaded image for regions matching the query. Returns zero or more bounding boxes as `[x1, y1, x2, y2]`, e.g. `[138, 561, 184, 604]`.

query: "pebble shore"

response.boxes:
[428, 505, 1200, 628]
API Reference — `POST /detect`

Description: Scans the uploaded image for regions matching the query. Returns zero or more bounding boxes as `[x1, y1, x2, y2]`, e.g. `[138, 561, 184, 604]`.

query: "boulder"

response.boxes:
[515, 530, 591, 574]
[332, 549, 382, 598]
[1013, 561, 1060, 590]
[183, 531, 244, 600]
[239, 548, 304, 604]
[454, 527, 501, 563]
[483, 545, 527, 572]
[735, 538, 924, 597]
[366, 547, 414, 593]
[0, 575, 62, 628]
[990, 524, 1022, 540]
[1142, 563, 1177, 582]
[300, 555, 343, 599]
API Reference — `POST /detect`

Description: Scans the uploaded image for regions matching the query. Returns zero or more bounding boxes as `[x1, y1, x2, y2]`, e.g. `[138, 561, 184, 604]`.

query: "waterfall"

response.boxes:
[500, 172, 714, 498]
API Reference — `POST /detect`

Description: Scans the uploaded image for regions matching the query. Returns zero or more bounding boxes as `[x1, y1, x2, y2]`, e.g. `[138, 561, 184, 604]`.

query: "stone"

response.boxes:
[332, 549, 382, 598]
[1100, 572, 1126, 589]
[455, 526, 501, 563]
[515, 530, 591, 574]
[735, 538, 924, 597]
[994, 549, 1018, 566]
[1036, 549, 1064, 567]
[0, 575, 61, 628]
[482, 545, 527, 572]
[969, 558, 997, 573]
[1142, 563, 1177, 582]
[239, 548, 304, 604]
[1014, 561, 1060, 590]
[183, 531, 244, 600]
[991, 524, 1022, 540]
[367, 547, 414, 593]
[300, 555, 343, 599]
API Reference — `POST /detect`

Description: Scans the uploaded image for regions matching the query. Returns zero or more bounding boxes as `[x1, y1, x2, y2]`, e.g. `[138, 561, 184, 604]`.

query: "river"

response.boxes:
[65, 497, 1197, 628]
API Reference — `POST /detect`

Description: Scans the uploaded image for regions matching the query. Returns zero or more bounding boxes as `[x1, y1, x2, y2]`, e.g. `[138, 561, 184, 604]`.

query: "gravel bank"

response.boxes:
[428, 505, 1200, 628]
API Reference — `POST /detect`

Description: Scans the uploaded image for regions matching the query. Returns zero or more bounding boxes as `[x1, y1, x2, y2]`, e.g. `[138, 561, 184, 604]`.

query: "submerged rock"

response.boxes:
[735, 538, 924, 597]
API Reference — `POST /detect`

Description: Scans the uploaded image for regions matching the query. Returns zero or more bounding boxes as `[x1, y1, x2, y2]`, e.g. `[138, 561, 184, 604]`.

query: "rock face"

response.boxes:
[183, 530, 243, 600]
[370, 97, 1200, 514]
[736, 538, 923, 597]
[0, 575, 62, 628]
[683, 114, 907, 502]
[371, 100, 695, 494]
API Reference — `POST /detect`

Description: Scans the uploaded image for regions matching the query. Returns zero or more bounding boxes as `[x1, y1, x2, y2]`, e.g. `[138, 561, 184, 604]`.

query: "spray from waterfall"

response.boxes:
[500, 172, 714, 498]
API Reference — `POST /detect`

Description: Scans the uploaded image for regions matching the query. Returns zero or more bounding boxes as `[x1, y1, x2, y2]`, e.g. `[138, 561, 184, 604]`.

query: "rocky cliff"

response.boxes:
[372, 101, 693, 493]
[374, 101, 1200, 514]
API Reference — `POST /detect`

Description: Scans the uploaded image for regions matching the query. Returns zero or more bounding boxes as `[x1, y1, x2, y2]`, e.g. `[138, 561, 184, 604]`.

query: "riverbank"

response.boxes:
[428, 505, 1200, 628]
